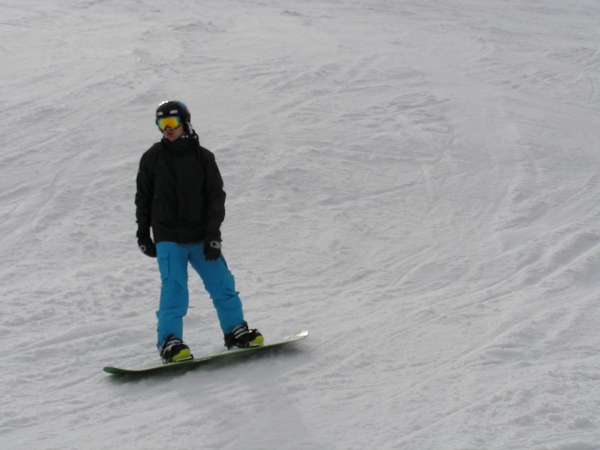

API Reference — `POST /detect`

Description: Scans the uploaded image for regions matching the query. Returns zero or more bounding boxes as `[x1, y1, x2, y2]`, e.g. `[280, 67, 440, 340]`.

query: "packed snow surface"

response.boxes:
[1, 0, 600, 449]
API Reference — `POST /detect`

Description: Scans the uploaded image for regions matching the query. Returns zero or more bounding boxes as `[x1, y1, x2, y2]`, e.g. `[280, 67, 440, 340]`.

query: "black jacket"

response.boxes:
[135, 134, 226, 244]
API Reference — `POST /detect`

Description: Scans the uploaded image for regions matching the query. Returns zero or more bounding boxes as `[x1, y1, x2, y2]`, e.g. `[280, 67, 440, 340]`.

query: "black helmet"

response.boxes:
[156, 100, 191, 131]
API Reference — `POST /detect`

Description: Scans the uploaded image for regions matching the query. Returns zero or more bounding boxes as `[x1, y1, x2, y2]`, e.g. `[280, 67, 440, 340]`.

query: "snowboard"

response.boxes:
[103, 329, 309, 376]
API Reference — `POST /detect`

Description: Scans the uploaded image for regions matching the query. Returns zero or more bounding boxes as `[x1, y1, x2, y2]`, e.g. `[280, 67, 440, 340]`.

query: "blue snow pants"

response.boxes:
[155, 241, 245, 348]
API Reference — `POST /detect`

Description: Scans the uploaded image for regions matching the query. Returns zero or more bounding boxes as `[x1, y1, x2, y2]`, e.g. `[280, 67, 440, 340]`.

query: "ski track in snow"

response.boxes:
[1, 0, 600, 449]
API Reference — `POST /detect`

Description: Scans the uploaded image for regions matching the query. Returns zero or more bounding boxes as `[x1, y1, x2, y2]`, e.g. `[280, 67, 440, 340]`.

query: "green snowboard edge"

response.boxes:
[103, 329, 309, 375]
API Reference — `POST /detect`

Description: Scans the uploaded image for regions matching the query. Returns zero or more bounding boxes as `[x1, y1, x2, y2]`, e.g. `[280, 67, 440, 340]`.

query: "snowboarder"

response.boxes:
[135, 100, 263, 363]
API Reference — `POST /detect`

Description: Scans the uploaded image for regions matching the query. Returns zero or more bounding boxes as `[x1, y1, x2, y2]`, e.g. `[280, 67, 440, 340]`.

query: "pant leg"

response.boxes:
[156, 242, 190, 348]
[188, 243, 245, 335]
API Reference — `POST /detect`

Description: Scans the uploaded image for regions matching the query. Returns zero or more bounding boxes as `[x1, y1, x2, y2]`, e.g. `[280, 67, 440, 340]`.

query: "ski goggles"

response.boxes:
[156, 116, 182, 131]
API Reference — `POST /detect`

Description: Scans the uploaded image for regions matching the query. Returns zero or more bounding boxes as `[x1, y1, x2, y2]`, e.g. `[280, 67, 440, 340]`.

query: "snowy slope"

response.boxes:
[2, 0, 600, 449]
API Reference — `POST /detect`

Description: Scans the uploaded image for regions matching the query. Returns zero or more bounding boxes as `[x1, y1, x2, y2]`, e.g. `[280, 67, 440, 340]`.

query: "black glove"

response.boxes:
[137, 229, 157, 258]
[204, 232, 222, 261]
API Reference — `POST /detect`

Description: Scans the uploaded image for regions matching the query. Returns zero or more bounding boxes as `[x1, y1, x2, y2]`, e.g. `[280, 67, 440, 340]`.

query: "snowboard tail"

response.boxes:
[103, 330, 309, 376]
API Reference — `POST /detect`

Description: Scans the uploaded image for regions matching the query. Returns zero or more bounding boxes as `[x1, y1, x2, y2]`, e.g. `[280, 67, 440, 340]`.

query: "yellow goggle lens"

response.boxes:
[156, 116, 182, 131]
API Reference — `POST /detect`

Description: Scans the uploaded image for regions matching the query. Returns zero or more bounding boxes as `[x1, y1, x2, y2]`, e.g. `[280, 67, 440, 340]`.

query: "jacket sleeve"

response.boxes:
[202, 148, 226, 235]
[135, 148, 156, 237]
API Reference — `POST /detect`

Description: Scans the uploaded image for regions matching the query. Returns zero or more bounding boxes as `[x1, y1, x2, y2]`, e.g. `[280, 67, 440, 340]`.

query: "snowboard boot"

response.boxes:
[224, 323, 264, 350]
[160, 335, 193, 363]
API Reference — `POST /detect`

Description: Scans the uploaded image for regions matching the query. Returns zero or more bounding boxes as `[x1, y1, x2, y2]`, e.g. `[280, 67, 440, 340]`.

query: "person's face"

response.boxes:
[163, 123, 184, 142]
[157, 116, 185, 142]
